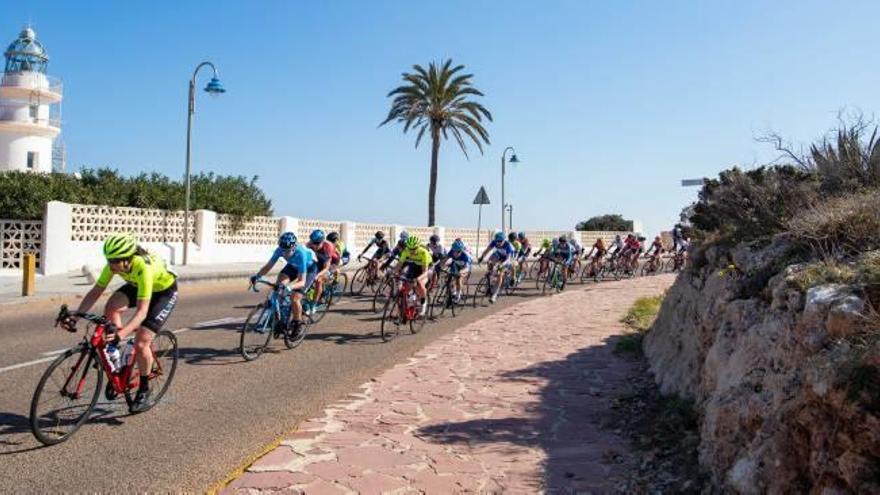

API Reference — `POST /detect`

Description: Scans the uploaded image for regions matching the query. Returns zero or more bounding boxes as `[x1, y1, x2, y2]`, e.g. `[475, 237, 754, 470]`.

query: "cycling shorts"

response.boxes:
[281, 264, 318, 294]
[402, 263, 427, 280]
[115, 282, 179, 332]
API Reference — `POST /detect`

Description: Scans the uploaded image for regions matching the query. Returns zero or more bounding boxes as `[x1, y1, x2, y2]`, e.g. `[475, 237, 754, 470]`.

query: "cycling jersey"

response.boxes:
[569, 238, 583, 254]
[97, 253, 176, 300]
[398, 246, 432, 269]
[364, 238, 390, 257]
[486, 240, 515, 261]
[309, 240, 340, 269]
[518, 238, 532, 256]
[447, 249, 472, 270]
[591, 241, 607, 257]
[648, 241, 663, 255]
[267, 245, 316, 277]
[552, 243, 575, 264]
[511, 240, 522, 254]
[427, 242, 446, 263]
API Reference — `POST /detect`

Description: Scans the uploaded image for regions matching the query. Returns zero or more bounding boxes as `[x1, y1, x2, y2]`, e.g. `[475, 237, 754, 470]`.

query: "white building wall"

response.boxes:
[0, 133, 53, 172]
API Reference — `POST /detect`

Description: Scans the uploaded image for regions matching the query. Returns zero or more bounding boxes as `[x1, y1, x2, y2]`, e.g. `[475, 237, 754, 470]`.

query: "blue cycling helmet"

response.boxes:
[278, 232, 297, 249]
[310, 229, 325, 244]
[451, 239, 465, 252]
[399, 230, 409, 241]
[517, 231, 526, 240]
[493, 232, 505, 242]
[429, 234, 440, 243]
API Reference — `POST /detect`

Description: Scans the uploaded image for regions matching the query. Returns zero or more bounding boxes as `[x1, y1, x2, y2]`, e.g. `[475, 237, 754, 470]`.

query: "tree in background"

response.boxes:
[576, 214, 633, 231]
[0, 168, 272, 223]
[381, 59, 492, 226]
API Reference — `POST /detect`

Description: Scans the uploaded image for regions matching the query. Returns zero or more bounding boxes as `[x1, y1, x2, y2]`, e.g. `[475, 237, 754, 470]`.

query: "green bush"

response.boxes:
[576, 214, 633, 232]
[0, 169, 272, 221]
[689, 165, 819, 245]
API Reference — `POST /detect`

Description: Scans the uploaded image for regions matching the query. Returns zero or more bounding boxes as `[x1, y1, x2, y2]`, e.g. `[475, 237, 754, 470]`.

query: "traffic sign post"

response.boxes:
[473, 186, 491, 248]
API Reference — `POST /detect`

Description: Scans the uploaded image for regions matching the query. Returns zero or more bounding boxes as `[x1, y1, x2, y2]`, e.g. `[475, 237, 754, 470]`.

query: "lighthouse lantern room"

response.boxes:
[0, 26, 62, 173]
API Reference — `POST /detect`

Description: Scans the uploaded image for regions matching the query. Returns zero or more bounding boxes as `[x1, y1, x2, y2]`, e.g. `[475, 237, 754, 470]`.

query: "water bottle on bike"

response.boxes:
[105, 343, 121, 373]
[119, 339, 135, 369]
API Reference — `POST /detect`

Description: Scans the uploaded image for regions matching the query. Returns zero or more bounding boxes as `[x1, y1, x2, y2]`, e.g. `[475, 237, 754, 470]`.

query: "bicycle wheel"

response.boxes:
[137, 329, 178, 411]
[240, 303, 274, 361]
[430, 281, 448, 320]
[30, 346, 103, 445]
[380, 297, 402, 342]
[350, 267, 368, 296]
[372, 278, 394, 313]
[284, 315, 311, 349]
[473, 276, 490, 307]
[336, 272, 349, 296]
[542, 266, 558, 296]
[409, 302, 428, 334]
[503, 270, 516, 296]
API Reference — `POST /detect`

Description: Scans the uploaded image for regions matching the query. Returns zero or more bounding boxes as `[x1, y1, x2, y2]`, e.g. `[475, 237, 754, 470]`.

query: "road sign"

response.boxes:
[681, 178, 706, 187]
[473, 186, 490, 205]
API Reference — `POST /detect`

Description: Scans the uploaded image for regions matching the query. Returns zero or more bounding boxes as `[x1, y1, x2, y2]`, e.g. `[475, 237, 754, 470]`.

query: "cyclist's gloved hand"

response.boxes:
[59, 316, 78, 332]
[249, 274, 260, 285]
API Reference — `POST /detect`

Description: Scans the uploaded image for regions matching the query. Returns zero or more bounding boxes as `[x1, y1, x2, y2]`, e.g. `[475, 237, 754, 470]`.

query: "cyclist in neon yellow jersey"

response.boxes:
[71, 233, 178, 413]
[394, 235, 433, 316]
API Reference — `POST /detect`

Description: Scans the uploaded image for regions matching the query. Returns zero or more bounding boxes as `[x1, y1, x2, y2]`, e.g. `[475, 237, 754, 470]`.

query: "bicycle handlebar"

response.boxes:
[249, 277, 291, 293]
[55, 305, 116, 334]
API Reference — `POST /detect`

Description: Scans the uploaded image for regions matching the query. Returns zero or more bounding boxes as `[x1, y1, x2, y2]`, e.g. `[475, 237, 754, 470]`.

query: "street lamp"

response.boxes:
[501, 147, 519, 233]
[505, 203, 513, 231]
[183, 61, 226, 265]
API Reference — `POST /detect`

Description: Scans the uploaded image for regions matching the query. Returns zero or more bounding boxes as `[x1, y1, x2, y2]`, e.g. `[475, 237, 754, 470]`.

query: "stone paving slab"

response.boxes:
[222, 274, 675, 494]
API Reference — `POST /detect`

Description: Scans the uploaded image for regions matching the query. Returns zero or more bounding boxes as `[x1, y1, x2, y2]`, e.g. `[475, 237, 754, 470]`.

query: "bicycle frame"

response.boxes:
[395, 278, 419, 323]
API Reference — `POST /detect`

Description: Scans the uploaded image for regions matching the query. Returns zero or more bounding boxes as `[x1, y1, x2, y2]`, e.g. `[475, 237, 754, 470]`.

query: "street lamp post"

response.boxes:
[500, 147, 519, 233]
[505, 203, 513, 231]
[183, 61, 226, 265]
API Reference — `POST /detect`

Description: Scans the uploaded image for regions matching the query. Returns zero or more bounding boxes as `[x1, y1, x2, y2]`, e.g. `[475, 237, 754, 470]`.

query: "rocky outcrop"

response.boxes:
[644, 237, 880, 493]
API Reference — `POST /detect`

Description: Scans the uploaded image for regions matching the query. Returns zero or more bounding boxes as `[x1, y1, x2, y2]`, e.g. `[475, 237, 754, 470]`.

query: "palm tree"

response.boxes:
[381, 59, 492, 226]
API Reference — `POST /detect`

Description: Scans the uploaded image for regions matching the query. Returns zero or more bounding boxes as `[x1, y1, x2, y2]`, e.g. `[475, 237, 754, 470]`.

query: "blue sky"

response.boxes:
[10, 1, 880, 235]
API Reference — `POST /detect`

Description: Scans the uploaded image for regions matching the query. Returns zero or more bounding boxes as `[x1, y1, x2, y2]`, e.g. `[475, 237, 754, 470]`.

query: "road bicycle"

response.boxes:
[542, 259, 567, 295]
[640, 254, 663, 276]
[664, 250, 686, 272]
[350, 257, 383, 296]
[303, 275, 335, 324]
[430, 266, 469, 319]
[326, 267, 348, 299]
[473, 261, 515, 306]
[30, 305, 178, 445]
[240, 279, 313, 361]
[380, 276, 428, 342]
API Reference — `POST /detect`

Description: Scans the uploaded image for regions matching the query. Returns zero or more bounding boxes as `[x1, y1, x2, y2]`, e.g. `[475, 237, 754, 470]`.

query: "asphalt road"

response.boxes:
[0, 273, 549, 493]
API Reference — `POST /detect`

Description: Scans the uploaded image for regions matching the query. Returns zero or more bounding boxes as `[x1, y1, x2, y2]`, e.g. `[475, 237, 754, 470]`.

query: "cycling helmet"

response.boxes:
[507, 232, 517, 242]
[451, 239, 465, 252]
[327, 232, 339, 243]
[278, 231, 297, 249]
[103, 233, 137, 260]
[493, 232, 505, 242]
[637, 236, 646, 242]
[517, 231, 525, 240]
[399, 230, 409, 241]
[558, 235, 568, 243]
[375, 231, 385, 239]
[309, 229, 325, 244]
[429, 234, 440, 243]
[405, 235, 420, 250]
[541, 238, 551, 248]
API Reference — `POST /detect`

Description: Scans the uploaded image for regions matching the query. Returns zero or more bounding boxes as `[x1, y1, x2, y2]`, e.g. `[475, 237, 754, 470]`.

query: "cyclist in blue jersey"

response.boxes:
[551, 235, 575, 284]
[250, 232, 317, 336]
[478, 231, 516, 303]
[440, 238, 472, 302]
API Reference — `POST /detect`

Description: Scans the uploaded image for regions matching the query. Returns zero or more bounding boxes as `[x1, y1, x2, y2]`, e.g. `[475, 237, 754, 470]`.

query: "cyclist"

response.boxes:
[381, 231, 410, 271]
[507, 232, 523, 283]
[672, 223, 685, 254]
[427, 234, 446, 264]
[608, 234, 625, 259]
[647, 235, 664, 259]
[566, 234, 584, 277]
[440, 239, 472, 302]
[584, 237, 607, 276]
[478, 232, 516, 303]
[357, 230, 390, 266]
[327, 231, 350, 266]
[306, 230, 340, 312]
[517, 232, 532, 259]
[393, 235, 433, 316]
[251, 232, 317, 338]
[533, 238, 552, 258]
[549, 235, 575, 284]
[70, 233, 179, 413]
[620, 234, 641, 272]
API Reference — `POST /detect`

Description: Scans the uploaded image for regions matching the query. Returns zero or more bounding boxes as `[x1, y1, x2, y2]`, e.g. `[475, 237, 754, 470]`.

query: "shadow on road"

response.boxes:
[416, 335, 636, 492]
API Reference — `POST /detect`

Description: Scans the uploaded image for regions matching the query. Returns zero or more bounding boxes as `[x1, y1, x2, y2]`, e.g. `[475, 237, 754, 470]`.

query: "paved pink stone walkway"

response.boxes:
[222, 274, 675, 494]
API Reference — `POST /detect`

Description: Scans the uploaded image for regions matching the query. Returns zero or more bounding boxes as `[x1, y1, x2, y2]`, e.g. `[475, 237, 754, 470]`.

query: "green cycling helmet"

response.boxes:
[103, 233, 137, 260]
[405, 235, 421, 250]
[541, 238, 551, 249]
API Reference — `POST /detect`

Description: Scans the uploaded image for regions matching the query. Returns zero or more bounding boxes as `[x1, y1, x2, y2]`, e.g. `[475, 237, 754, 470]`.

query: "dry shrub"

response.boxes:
[788, 190, 880, 257]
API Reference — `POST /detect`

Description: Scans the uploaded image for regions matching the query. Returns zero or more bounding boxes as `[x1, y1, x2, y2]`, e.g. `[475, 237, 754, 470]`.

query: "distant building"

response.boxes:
[0, 26, 63, 173]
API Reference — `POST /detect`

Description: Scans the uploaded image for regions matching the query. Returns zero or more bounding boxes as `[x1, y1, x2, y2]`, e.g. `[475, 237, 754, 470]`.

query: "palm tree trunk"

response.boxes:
[428, 126, 440, 226]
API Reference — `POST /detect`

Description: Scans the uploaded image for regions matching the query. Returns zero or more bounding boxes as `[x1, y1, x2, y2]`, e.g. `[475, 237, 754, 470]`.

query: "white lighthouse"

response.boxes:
[0, 26, 62, 173]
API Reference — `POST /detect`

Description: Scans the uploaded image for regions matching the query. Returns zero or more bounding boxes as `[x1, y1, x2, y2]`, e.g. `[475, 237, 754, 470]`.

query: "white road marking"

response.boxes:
[41, 347, 69, 357]
[0, 356, 57, 374]
[192, 316, 242, 328]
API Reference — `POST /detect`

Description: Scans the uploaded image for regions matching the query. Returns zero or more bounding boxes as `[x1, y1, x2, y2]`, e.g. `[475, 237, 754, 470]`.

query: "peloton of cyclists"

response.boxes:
[477, 232, 516, 303]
